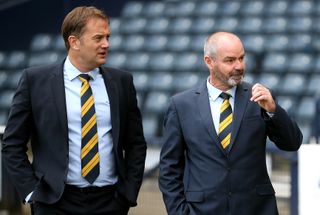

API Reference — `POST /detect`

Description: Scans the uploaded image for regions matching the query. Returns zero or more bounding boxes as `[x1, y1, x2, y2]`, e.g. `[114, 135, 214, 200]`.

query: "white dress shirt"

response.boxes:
[206, 78, 236, 134]
[64, 57, 118, 187]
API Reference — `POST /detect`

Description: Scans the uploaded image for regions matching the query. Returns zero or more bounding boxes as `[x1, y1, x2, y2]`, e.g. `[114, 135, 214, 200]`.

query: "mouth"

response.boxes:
[98, 52, 107, 58]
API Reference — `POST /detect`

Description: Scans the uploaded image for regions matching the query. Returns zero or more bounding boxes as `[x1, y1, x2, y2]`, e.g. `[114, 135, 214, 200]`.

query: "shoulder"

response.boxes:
[171, 83, 204, 104]
[100, 66, 132, 79]
[24, 62, 63, 77]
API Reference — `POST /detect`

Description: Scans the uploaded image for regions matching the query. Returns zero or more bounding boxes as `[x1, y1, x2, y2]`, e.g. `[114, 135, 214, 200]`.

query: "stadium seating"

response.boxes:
[1, 0, 318, 144]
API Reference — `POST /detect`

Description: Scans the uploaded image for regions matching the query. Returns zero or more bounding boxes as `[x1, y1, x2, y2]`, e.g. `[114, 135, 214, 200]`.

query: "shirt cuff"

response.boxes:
[25, 191, 33, 204]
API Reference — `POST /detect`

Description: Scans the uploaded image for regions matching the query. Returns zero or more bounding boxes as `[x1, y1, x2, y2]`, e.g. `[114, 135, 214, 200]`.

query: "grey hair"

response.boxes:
[203, 35, 217, 58]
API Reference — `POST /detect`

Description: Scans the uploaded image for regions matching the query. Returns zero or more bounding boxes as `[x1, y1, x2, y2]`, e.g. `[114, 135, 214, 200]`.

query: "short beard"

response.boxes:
[227, 75, 244, 87]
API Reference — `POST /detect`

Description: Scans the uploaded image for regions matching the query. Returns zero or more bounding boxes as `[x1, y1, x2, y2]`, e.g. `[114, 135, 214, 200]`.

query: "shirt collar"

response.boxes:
[206, 77, 237, 101]
[64, 56, 99, 81]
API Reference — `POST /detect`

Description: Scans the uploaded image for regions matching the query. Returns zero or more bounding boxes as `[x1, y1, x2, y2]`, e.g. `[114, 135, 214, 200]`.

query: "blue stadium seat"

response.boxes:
[109, 18, 121, 34]
[276, 96, 297, 117]
[264, 0, 288, 16]
[132, 72, 149, 92]
[286, 17, 312, 33]
[125, 52, 149, 71]
[0, 90, 15, 110]
[237, 17, 263, 34]
[287, 53, 313, 74]
[240, 1, 265, 16]
[287, 0, 313, 16]
[6, 51, 28, 69]
[242, 35, 265, 54]
[0, 110, 8, 125]
[148, 72, 173, 91]
[190, 18, 217, 34]
[296, 97, 315, 123]
[105, 52, 126, 69]
[164, 1, 196, 17]
[3, 70, 22, 89]
[306, 74, 320, 95]
[0, 71, 8, 88]
[280, 74, 306, 95]
[312, 35, 320, 52]
[142, 114, 160, 138]
[168, 17, 192, 34]
[145, 17, 169, 34]
[244, 52, 257, 73]
[0, 52, 6, 69]
[53, 35, 65, 51]
[264, 34, 289, 52]
[262, 17, 287, 33]
[28, 51, 62, 67]
[172, 72, 200, 92]
[122, 35, 145, 51]
[144, 91, 170, 114]
[166, 35, 191, 52]
[257, 73, 281, 92]
[287, 34, 312, 52]
[244, 73, 256, 84]
[30, 33, 54, 51]
[172, 53, 201, 72]
[121, 1, 143, 17]
[217, 1, 240, 16]
[109, 34, 123, 52]
[148, 52, 174, 72]
[120, 18, 146, 34]
[194, 1, 219, 16]
[262, 52, 289, 73]
[144, 35, 168, 52]
[142, 1, 165, 17]
[215, 17, 238, 32]
[190, 34, 208, 52]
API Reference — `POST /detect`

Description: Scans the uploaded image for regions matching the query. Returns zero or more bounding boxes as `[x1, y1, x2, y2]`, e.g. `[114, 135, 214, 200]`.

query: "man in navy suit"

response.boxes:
[159, 32, 302, 215]
[2, 6, 146, 215]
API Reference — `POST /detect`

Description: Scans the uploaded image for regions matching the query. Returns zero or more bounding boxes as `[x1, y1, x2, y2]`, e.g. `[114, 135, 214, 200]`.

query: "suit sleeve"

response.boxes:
[263, 104, 303, 151]
[1, 71, 38, 202]
[159, 99, 189, 215]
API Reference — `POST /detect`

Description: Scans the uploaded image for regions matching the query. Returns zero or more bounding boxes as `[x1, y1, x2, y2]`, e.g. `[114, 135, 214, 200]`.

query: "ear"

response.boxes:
[204, 55, 214, 69]
[68, 35, 80, 50]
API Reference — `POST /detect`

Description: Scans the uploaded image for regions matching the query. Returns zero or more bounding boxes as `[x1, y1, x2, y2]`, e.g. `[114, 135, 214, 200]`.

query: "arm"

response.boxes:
[251, 83, 302, 150]
[120, 74, 147, 206]
[1, 71, 38, 202]
[159, 99, 189, 215]
[264, 104, 302, 151]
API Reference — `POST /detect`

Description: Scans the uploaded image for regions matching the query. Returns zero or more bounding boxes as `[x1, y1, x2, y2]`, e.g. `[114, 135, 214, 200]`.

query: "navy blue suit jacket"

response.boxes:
[2, 61, 147, 206]
[159, 81, 302, 215]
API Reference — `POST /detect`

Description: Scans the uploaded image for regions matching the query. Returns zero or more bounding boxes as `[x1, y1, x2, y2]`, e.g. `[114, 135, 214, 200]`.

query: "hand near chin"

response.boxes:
[250, 83, 276, 113]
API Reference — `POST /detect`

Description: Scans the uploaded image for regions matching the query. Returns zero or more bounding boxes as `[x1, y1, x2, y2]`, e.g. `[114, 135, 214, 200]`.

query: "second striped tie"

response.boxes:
[218, 92, 233, 150]
[79, 74, 100, 184]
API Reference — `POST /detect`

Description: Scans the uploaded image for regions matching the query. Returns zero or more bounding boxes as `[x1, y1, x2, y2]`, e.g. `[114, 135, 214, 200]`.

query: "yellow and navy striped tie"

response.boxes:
[218, 92, 233, 150]
[79, 74, 99, 183]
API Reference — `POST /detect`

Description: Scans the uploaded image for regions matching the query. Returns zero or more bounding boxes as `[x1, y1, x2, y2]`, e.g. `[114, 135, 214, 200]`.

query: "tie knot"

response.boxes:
[220, 92, 231, 100]
[79, 74, 91, 83]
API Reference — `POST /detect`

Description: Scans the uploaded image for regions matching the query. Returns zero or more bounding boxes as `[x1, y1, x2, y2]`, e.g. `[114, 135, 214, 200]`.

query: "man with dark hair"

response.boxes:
[2, 6, 147, 215]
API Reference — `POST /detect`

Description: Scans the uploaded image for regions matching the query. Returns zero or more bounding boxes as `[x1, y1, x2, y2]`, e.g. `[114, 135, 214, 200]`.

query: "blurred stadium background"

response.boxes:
[0, 0, 319, 214]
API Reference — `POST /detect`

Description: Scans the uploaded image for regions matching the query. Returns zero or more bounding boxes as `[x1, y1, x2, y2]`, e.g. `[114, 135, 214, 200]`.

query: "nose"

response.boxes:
[235, 59, 244, 70]
[101, 37, 109, 48]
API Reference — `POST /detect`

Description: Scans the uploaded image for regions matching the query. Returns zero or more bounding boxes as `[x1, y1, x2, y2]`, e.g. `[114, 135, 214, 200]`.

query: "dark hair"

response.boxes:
[61, 6, 109, 50]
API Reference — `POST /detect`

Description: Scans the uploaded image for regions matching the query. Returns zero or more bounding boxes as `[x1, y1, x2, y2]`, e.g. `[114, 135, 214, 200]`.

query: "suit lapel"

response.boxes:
[50, 63, 68, 142]
[100, 68, 120, 149]
[228, 83, 250, 153]
[196, 82, 225, 154]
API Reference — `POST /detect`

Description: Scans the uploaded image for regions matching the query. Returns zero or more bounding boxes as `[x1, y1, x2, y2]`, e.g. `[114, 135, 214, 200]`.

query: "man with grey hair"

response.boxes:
[159, 32, 302, 215]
